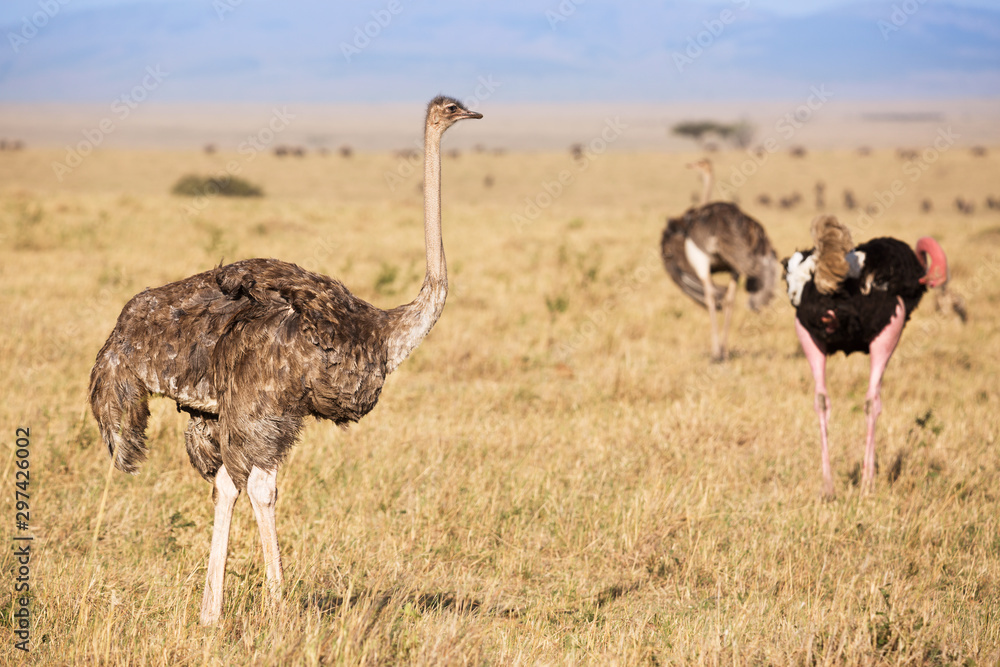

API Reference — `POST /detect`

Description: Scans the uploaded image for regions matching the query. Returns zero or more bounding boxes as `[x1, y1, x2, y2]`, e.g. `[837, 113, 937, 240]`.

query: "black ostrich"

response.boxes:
[783, 216, 948, 499]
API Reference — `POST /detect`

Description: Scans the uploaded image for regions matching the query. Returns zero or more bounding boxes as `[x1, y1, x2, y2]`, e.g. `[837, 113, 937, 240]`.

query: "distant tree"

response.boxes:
[672, 119, 755, 150]
[671, 120, 722, 144]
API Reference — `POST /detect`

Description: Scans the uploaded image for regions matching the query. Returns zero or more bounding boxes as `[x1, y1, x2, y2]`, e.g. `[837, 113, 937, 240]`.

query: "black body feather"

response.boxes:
[793, 237, 928, 355]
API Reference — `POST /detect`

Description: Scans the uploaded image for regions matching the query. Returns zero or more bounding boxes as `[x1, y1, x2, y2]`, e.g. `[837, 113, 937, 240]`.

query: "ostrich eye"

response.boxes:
[445, 105, 457, 113]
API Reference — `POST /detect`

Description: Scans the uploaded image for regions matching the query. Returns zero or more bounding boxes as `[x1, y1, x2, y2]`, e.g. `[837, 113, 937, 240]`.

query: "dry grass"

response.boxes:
[1, 143, 999, 665]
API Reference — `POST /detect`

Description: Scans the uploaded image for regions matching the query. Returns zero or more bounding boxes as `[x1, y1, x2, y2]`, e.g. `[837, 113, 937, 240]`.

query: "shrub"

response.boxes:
[171, 174, 263, 198]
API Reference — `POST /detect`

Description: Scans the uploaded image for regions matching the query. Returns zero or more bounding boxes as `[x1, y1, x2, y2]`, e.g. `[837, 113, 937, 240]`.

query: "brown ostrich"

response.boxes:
[88, 96, 482, 625]
[661, 158, 779, 361]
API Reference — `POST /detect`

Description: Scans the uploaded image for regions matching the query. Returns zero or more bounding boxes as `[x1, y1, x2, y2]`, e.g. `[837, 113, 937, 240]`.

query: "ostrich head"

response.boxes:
[746, 248, 778, 311]
[686, 158, 713, 176]
[425, 96, 483, 133]
[915, 237, 949, 288]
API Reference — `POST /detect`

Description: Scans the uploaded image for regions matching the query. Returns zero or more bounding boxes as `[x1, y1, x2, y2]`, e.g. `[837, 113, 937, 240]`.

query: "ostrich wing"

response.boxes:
[661, 217, 726, 310]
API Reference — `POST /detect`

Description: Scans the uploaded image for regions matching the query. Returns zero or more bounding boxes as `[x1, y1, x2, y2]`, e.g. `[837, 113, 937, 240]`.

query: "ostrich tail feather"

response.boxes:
[811, 215, 854, 295]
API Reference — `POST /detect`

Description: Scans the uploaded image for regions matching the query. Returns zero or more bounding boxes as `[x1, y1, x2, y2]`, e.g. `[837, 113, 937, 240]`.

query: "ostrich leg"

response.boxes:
[795, 318, 834, 500]
[703, 275, 723, 361]
[719, 275, 738, 360]
[862, 300, 907, 494]
[685, 238, 723, 362]
[201, 465, 240, 625]
[247, 466, 283, 606]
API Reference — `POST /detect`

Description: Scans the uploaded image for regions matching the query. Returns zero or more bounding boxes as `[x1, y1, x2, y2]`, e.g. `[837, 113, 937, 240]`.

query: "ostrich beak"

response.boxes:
[458, 110, 483, 120]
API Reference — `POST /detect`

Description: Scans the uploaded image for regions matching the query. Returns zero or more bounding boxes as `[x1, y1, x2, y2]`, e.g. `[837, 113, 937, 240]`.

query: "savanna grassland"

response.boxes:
[1, 138, 999, 665]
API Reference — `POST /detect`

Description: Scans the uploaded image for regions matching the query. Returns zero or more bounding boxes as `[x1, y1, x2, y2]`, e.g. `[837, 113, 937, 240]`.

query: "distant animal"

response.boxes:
[789, 146, 807, 158]
[955, 197, 975, 215]
[661, 158, 779, 361]
[815, 181, 826, 210]
[920, 199, 933, 213]
[88, 96, 482, 625]
[783, 216, 949, 498]
[843, 190, 857, 210]
[756, 193, 773, 207]
[779, 192, 802, 209]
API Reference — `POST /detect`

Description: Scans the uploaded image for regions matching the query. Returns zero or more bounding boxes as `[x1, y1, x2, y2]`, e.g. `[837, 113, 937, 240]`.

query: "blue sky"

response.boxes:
[2, 0, 999, 23]
[2, 1, 999, 103]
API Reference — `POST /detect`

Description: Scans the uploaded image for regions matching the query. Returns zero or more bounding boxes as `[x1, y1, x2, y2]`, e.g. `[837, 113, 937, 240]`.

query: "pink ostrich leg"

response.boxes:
[795, 318, 834, 499]
[861, 299, 907, 493]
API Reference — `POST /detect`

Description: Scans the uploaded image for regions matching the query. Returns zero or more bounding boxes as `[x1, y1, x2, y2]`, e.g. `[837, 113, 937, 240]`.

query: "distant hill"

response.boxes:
[1, 0, 998, 102]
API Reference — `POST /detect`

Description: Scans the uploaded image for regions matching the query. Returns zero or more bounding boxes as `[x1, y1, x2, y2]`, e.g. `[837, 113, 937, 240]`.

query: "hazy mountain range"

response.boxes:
[1, 0, 998, 103]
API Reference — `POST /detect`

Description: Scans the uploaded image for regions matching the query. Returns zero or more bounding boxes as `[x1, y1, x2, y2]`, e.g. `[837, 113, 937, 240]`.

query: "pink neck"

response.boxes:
[915, 237, 948, 288]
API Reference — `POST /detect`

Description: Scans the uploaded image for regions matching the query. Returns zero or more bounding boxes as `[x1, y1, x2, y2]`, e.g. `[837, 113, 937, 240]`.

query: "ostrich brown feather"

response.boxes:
[88, 95, 482, 625]
[811, 215, 854, 295]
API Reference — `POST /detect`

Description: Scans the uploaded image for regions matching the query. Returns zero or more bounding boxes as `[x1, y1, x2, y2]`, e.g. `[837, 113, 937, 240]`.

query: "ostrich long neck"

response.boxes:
[699, 167, 714, 205]
[384, 122, 448, 372]
[423, 123, 446, 284]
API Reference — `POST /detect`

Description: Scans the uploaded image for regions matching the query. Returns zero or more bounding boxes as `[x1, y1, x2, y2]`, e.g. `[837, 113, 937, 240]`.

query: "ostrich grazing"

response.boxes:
[783, 216, 948, 499]
[88, 96, 482, 625]
[661, 158, 779, 361]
